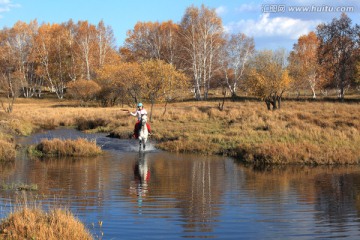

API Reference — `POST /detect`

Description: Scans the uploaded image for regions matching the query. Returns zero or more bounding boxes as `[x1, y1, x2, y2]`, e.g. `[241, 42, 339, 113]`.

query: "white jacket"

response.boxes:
[130, 109, 147, 121]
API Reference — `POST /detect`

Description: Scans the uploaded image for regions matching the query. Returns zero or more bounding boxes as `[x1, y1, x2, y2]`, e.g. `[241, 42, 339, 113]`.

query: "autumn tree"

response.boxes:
[33, 23, 71, 99]
[355, 62, 360, 90]
[317, 13, 359, 100]
[96, 61, 145, 106]
[123, 21, 162, 61]
[95, 20, 116, 68]
[0, 28, 15, 112]
[0, 42, 21, 113]
[179, 5, 224, 100]
[219, 33, 254, 98]
[121, 20, 180, 65]
[75, 21, 98, 80]
[141, 59, 189, 120]
[62, 20, 82, 82]
[67, 79, 101, 105]
[1, 20, 41, 98]
[288, 32, 323, 98]
[245, 49, 292, 110]
[160, 21, 181, 66]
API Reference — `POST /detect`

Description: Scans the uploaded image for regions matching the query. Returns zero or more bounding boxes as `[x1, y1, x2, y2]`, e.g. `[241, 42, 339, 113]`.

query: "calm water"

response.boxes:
[1, 129, 360, 239]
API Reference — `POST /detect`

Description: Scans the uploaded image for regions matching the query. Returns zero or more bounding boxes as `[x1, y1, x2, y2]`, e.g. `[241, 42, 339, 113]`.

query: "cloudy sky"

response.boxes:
[0, 0, 359, 51]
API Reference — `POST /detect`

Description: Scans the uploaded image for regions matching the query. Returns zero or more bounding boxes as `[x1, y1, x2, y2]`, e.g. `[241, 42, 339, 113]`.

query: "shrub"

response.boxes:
[0, 207, 93, 240]
[32, 138, 102, 157]
[67, 79, 101, 104]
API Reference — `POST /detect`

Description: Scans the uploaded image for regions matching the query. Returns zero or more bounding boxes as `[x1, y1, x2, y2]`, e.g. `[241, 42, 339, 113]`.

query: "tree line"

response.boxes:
[1, 5, 359, 112]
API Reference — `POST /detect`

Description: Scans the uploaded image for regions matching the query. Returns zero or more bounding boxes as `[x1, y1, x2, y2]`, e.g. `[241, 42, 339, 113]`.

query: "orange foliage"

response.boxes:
[67, 79, 101, 103]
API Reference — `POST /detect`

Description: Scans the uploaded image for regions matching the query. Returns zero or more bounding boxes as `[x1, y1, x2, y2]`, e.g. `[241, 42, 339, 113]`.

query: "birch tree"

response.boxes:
[220, 33, 254, 98]
[62, 20, 81, 82]
[3, 20, 40, 98]
[0, 33, 19, 112]
[96, 20, 116, 68]
[34, 23, 69, 99]
[179, 5, 223, 100]
[75, 21, 97, 80]
[288, 32, 323, 99]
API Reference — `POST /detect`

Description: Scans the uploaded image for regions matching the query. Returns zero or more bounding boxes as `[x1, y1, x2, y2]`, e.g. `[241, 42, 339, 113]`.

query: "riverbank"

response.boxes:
[2, 98, 360, 164]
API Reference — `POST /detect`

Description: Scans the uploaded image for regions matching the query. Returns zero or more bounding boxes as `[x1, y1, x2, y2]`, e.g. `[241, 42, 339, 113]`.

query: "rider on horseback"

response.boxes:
[128, 103, 151, 138]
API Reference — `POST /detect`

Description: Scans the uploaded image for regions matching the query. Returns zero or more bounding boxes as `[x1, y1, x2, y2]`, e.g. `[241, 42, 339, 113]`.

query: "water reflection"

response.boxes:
[0, 162, 15, 179]
[130, 152, 150, 213]
[2, 129, 360, 239]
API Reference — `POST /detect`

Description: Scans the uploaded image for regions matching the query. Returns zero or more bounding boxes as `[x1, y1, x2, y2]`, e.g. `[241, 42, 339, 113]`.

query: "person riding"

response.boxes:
[128, 103, 151, 138]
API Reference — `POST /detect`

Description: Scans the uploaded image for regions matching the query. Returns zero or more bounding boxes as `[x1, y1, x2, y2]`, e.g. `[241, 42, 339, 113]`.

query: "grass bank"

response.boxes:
[0, 111, 34, 162]
[3, 98, 360, 165]
[0, 207, 93, 240]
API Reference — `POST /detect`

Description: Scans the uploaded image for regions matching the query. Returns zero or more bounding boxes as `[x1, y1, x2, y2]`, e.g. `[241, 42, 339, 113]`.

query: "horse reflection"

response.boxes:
[131, 152, 150, 199]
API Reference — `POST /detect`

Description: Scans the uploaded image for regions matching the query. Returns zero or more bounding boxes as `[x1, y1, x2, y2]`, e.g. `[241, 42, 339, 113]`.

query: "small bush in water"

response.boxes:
[31, 138, 102, 157]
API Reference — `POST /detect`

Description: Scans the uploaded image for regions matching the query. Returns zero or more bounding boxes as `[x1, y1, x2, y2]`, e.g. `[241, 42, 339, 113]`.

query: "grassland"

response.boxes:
[1, 97, 360, 164]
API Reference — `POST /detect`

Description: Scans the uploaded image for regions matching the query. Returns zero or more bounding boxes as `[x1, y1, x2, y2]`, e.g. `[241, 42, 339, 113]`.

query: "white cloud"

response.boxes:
[216, 6, 227, 15]
[226, 13, 321, 40]
[0, 0, 20, 15]
[236, 3, 261, 13]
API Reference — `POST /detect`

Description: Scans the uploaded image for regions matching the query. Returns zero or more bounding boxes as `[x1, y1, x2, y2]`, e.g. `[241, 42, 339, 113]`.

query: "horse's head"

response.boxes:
[141, 115, 147, 125]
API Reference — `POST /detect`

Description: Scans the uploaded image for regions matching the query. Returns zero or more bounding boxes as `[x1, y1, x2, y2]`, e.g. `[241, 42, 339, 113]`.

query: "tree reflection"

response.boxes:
[0, 162, 15, 179]
[239, 163, 360, 230]
[16, 155, 110, 211]
[149, 156, 227, 235]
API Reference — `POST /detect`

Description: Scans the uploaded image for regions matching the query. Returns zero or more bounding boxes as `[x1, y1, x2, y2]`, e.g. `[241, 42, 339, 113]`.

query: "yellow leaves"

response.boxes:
[123, 20, 180, 62]
[288, 31, 322, 89]
[246, 50, 292, 99]
[97, 62, 144, 88]
[280, 69, 292, 88]
[95, 59, 189, 105]
[67, 79, 101, 102]
[140, 59, 189, 102]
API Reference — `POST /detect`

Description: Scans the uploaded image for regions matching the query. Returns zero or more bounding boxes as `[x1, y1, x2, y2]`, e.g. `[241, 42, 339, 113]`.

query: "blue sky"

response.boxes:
[1, 0, 359, 51]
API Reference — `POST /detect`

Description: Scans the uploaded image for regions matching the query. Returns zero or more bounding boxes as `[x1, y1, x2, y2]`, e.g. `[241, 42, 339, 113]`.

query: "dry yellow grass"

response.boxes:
[3, 98, 360, 164]
[139, 100, 360, 165]
[0, 140, 15, 163]
[0, 207, 93, 240]
[31, 138, 102, 157]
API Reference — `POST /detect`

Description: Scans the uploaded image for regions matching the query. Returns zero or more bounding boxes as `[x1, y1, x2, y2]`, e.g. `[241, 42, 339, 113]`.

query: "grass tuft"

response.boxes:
[0, 207, 93, 240]
[0, 140, 15, 163]
[30, 138, 102, 157]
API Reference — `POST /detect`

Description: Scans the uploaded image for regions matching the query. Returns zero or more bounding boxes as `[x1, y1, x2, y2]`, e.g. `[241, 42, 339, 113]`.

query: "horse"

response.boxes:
[138, 115, 149, 151]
